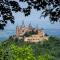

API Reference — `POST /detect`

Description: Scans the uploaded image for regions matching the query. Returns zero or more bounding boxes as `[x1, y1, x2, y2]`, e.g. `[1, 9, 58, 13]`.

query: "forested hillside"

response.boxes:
[0, 37, 60, 60]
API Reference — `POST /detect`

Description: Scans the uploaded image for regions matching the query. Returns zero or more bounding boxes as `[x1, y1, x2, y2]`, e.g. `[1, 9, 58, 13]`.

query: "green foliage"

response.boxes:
[0, 0, 60, 29]
[0, 36, 60, 60]
[10, 44, 35, 60]
[38, 54, 55, 60]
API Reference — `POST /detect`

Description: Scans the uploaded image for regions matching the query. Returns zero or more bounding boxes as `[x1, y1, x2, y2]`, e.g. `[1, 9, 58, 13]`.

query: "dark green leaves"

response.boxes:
[0, 0, 60, 29]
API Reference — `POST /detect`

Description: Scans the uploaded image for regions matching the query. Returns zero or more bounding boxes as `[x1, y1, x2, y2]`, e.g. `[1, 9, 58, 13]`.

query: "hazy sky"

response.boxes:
[0, 0, 60, 40]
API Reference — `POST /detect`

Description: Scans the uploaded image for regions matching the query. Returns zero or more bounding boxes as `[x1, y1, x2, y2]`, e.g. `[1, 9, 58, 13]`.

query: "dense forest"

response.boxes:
[0, 36, 60, 60]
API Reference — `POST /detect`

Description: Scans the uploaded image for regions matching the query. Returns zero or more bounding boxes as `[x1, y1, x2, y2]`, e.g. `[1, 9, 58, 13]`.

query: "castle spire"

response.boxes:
[36, 24, 39, 30]
[21, 20, 25, 27]
[16, 25, 19, 37]
[28, 22, 32, 29]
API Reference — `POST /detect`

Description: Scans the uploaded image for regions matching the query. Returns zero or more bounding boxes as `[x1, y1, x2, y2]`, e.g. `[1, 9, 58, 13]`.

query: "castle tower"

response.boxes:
[21, 20, 25, 28]
[28, 22, 32, 29]
[36, 24, 39, 30]
[16, 26, 19, 37]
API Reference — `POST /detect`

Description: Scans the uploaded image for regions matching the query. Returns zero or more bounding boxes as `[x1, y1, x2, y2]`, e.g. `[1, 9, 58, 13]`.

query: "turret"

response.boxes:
[16, 26, 19, 37]
[28, 22, 32, 29]
[21, 20, 25, 28]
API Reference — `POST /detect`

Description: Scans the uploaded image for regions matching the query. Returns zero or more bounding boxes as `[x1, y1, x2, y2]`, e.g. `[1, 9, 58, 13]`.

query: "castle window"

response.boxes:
[22, 30, 24, 32]
[33, 39, 35, 40]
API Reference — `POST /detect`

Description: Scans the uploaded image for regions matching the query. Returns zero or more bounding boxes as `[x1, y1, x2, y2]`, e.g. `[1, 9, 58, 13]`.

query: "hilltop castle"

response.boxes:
[15, 21, 48, 43]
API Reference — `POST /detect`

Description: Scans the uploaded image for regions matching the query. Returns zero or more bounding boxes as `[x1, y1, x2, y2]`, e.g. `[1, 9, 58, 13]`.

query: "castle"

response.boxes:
[16, 21, 48, 43]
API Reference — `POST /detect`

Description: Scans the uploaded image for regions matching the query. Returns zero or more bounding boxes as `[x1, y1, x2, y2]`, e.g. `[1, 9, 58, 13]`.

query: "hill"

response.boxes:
[0, 36, 60, 60]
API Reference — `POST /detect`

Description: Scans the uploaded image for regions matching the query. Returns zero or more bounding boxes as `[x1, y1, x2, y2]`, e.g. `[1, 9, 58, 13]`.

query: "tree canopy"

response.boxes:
[0, 36, 60, 60]
[0, 0, 60, 29]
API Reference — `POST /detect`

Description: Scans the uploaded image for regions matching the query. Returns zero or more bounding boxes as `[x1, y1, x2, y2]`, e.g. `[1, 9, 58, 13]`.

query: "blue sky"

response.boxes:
[0, 0, 60, 40]
[5, 6, 60, 30]
[1, 0, 60, 30]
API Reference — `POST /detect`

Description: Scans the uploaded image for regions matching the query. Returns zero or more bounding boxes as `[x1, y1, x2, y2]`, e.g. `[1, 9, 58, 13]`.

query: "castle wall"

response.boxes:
[16, 27, 20, 37]
[24, 34, 48, 43]
[16, 26, 48, 43]
[16, 27, 33, 37]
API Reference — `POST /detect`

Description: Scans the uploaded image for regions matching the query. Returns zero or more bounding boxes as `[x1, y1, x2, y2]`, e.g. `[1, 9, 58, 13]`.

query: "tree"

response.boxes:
[38, 54, 55, 60]
[0, 0, 60, 29]
[10, 44, 35, 60]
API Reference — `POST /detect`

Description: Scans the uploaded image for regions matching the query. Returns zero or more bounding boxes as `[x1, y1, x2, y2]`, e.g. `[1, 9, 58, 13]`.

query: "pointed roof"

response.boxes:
[21, 20, 25, 28]
[16, 25, 19, 31]
[36, 24, 39, 30]
[28, 22, 32, 29]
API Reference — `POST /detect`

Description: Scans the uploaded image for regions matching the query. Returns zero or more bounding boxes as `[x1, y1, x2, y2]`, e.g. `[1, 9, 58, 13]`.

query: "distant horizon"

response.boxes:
[0, 0, 60, 40]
